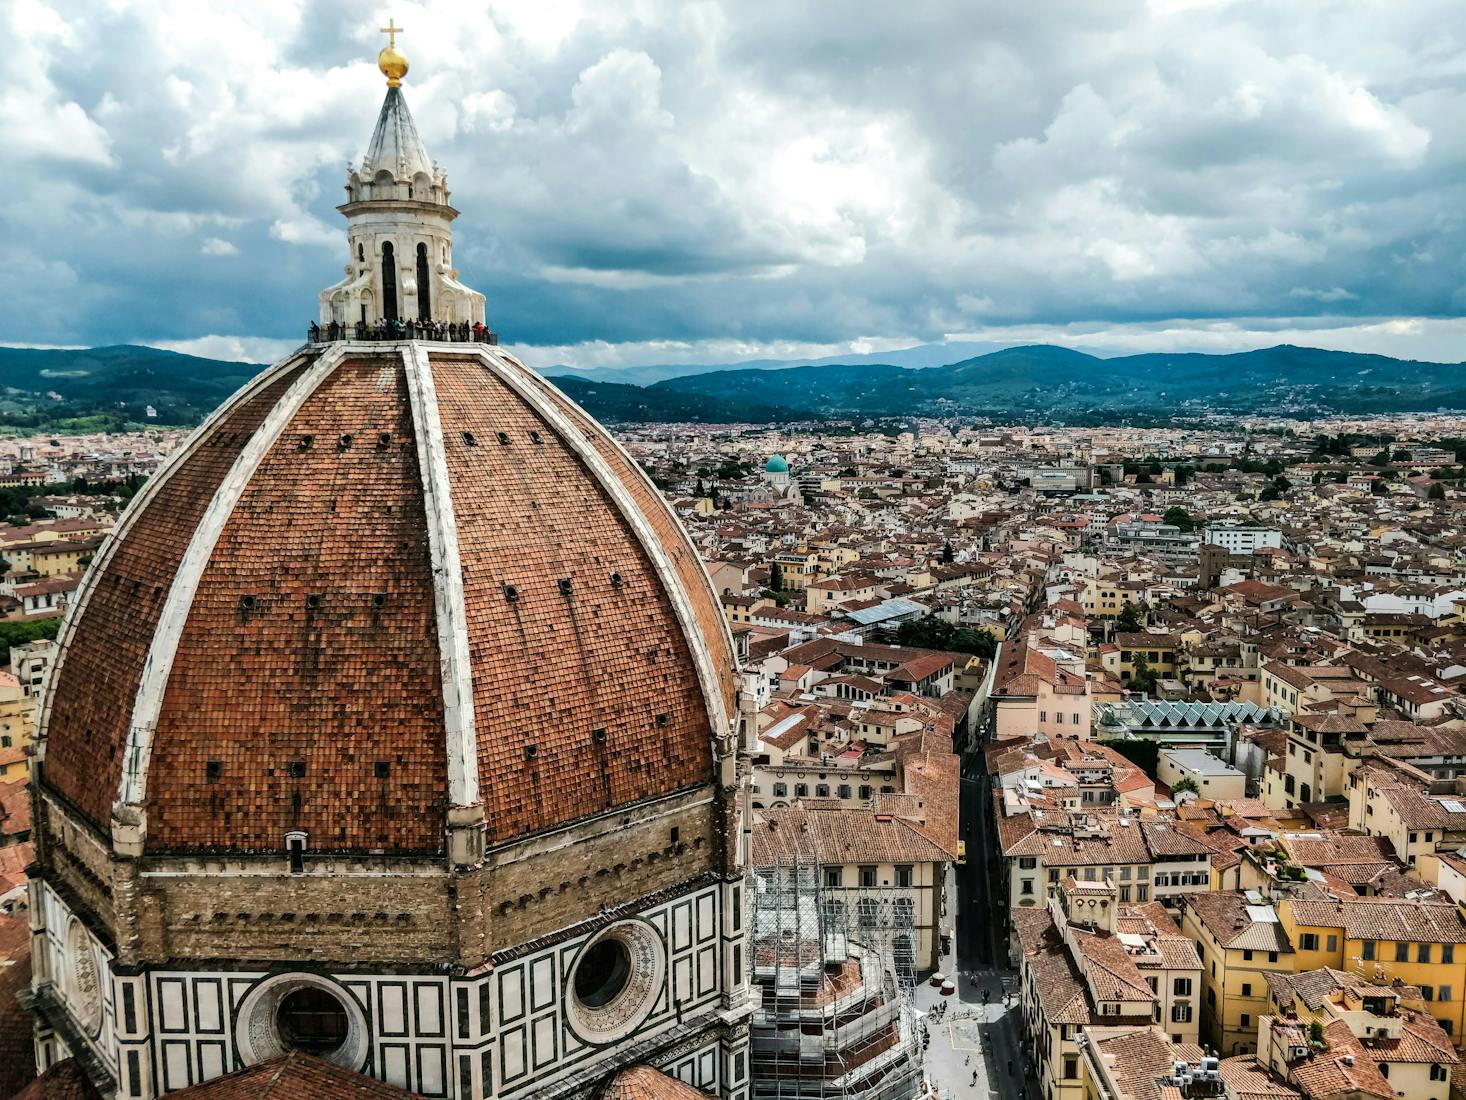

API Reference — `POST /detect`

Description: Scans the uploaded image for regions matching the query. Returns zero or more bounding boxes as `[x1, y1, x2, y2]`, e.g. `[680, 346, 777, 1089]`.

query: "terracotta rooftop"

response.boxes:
[39, 348, 735, 854]
[602, 1066, 714, 1099]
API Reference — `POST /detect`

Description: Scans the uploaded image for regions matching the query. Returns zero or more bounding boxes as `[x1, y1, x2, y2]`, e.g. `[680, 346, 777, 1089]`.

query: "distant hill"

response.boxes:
[650, 343, 1466, 419]
[0, 344, 813, 428]
[547, 376, 814, 423]
[0, 341, 1458, 430]
[0, 344, 256, 427]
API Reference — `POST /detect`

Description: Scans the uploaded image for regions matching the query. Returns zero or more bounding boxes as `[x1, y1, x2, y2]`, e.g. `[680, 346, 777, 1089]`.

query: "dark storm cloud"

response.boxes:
[3, 0, 1463, 364]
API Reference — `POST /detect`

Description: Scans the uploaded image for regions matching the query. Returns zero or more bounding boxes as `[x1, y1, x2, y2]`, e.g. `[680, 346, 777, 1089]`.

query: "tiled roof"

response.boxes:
[1285, 896, 1466, 943]
[601, 1067, 713, 1099]
[1187, 892, 1293, 952]
[40, 350, 735, 852]
[1217, 1057, 1301, 1100]
[0, 911, 35, 1099]
[750, 805, 954, 865]
[1092, 1030, 1205, 1100]
[1288, 1028, 1393, 1100]
[164, 1052, 418, 1097]
[10, 1060, 100, 1100]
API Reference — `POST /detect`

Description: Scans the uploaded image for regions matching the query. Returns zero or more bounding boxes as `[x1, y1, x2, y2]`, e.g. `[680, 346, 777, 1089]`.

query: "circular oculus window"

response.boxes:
[235, 973, 368, 1070]
[564, 920, 665, 1046]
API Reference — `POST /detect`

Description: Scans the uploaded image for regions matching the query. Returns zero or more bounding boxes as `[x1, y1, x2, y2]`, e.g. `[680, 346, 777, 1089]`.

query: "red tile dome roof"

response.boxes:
[38, 345, 735, 855]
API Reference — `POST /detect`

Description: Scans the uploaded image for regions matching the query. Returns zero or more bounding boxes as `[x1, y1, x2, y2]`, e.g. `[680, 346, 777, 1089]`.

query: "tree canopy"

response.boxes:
[893, 616, 998, 660]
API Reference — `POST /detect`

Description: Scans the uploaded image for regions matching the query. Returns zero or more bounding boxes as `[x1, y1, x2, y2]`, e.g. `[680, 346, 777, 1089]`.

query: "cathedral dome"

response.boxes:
[38, 345, 736, 855]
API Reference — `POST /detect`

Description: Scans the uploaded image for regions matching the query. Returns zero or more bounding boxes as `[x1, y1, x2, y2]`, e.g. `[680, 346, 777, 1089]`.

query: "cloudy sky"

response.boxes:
[7, 0, 1465, 369]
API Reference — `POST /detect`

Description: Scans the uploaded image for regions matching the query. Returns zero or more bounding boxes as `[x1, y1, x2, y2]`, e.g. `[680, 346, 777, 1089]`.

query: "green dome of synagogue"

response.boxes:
[765, 454, 789, 473]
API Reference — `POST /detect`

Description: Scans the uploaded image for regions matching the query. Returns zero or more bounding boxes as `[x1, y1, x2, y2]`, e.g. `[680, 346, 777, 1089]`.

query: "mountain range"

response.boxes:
[0, 342, 1459, 428]
[629, 343, 1465, 422]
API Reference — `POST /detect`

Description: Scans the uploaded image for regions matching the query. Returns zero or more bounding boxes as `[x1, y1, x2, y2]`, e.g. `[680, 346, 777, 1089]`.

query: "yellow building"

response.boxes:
[1083, 578, 1147, 621]
[1261, 968, 1457, 1100]
[770, 549, 821, 591]
[1346, 764, 1466, 865]
[28, 536, 101, 577]
[0, 671, 34, 782]
[1181, 891, 1295, 1056]
[1261, 712, 1368, 811]
[1279, 896, 1466, 1041]
[1114, 632, 1179, 684]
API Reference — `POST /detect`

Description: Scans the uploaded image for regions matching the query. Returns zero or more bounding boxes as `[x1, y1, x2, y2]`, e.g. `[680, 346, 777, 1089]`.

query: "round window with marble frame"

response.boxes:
[234, 972, 369, 1071]
[63, 918, 102, 1036]
[563, 919, 666, 1047]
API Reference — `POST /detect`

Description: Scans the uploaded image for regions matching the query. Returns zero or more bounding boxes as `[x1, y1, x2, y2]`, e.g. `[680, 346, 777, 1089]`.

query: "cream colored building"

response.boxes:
[1158, 749, 1246, 800]
[751, 805, 953, 971]
[1015, 879, 1201, 1100]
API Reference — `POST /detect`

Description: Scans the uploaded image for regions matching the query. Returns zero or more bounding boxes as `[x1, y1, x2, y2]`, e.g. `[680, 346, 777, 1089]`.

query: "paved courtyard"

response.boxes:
[914, 963, 1040, 1100]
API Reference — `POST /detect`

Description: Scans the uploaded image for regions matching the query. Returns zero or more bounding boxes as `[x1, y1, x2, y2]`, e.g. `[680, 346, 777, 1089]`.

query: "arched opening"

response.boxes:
[416, 242, 431, 321]
[356, 242, 364, 264]
[381, 241, 398, 321]
[275, 987, 348, 1056]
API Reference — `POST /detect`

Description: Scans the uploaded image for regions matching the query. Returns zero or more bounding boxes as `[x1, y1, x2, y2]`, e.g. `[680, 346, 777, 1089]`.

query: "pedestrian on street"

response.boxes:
[972, 1071, 979, 1086]
[1007, 1058, 1014, 1076]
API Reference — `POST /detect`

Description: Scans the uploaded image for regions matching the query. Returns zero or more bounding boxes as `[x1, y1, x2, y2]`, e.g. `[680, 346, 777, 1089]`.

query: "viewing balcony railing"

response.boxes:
[308, 320, 498, 345]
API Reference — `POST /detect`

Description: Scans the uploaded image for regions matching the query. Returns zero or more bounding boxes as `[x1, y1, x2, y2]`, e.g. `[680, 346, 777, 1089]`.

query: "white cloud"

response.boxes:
[201, 237, 238, 256]
[150, 335, 300, 363]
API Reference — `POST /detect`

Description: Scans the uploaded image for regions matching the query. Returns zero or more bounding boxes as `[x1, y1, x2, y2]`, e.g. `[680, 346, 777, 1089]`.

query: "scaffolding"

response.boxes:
[748, 856, 927, 1100]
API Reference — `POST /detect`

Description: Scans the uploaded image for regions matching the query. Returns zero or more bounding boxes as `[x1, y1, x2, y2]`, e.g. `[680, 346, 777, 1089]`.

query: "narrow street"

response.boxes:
[918, 736, 1039, 1099]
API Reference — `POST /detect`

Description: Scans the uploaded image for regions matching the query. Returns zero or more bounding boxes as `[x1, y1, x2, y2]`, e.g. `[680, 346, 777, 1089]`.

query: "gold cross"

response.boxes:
[379, 19, 403, 49]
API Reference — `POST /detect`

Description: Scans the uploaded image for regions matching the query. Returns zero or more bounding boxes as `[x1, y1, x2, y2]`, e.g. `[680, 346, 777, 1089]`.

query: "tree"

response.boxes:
[941, 540, 954, 564]
[1116, 601, 1143, 633]
[893, 617, 998, 660]
[1162, 506, 1196, 532]
[1392, 449, 1412, 462]
[0, 616, 61, 649]
[1368, 450, 1391, 467]
[1170, 776, 1199, 797]
[1429, 482, 1446, 500]
[1099, 738, 1158, 779]
[1370, 479, 1387, 496]
[769, 559, 785, 592]
[1129, 653, 1159, 695]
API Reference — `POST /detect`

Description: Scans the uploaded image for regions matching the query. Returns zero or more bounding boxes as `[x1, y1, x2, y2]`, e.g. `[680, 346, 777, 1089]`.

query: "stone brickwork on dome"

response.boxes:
[541, 373, 737, 720]
[25, 48, 752, 1100]
[433, 360, 713, 844]
[36, 346, 736, 856]
[146, 359, 448, 853]
[40, 361, 313, 831]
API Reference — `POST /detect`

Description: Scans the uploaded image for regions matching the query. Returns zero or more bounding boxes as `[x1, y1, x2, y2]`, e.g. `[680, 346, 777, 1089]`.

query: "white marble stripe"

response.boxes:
[36, 346, 315, 755]
[403, 343, 481, 808]
[116, 345, 346, 812]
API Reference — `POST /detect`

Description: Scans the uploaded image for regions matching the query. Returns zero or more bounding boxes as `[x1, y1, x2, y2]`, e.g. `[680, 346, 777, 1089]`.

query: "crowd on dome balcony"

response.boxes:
[309, 318, 498, 344]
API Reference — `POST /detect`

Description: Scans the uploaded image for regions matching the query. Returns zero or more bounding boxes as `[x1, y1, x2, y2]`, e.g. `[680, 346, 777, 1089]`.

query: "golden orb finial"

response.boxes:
[378, 19, 408, 87]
